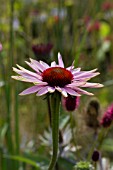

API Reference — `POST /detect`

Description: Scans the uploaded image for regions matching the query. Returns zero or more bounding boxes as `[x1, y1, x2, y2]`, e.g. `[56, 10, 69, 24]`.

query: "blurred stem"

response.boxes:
[15, 82, 19, 155]
[74, 30, 88, 67]
[70, 112, 81, 160]
[48, 92, 61, 170]
[87, 127, 109, 161]
[5, 0, 15, 154]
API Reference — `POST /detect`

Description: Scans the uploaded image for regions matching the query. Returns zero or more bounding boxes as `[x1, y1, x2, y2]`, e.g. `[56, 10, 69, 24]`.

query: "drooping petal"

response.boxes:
[36, 86, 49, 96]
[13, 67, 42, 80]
[19, 85, 43, 95]
[48, 86, 55, 93]
[67, 81, 86, 87]
[65, 87, 81, 96]
[58, 52, 64, 68]
[11, 76, 38, 82]
[81, 82, 104, 88]
[73, 72, 100, 80]
[73, 87, 94, 96]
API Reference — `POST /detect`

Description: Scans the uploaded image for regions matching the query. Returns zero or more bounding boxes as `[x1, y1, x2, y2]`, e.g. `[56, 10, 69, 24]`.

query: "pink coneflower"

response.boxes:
[12, 53, 103, 97]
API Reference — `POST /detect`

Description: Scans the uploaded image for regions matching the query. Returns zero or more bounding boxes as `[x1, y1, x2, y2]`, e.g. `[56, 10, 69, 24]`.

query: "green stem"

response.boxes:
[87, 127, 109, 161]
[48, 92, 61, 170]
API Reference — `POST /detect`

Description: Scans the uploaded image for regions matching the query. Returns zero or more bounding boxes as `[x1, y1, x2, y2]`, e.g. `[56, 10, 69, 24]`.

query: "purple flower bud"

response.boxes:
[62, 95, 80, 112]
[92, 150, 100, 162]
[100, 104, 113, 128]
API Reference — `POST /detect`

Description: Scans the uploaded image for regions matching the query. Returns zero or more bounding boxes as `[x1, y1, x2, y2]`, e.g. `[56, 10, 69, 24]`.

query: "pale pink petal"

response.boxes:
[55, 87, 67, 97]
[67, 81, 86, 87]
[40, 61, 50, 69]
[81, 82, 104, 88]
[36, 86, 49, 96]
[30, 58, 46, 71]
[19, 85, 43, 95]
[58, 52, 64, 68]
[71, 68, 81, 74]
[51, 61, 57, 67]
[25, 61, 41, 74]
[66, 61, 75, 70]
[13, 67, 42, 80]
[73, 72, 100, 80]
[73, 87, 94, 96]
[48, 87, 55, 93]
[11, 76, 37, 82]
[65, 87, 81, 96]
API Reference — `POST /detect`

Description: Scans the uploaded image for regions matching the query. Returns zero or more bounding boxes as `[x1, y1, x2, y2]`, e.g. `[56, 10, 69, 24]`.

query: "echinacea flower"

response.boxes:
[12, 53, 103, 97]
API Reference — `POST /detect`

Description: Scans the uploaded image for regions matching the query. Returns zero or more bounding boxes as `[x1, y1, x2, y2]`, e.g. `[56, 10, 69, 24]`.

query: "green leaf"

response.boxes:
[4, 155, 41, 169]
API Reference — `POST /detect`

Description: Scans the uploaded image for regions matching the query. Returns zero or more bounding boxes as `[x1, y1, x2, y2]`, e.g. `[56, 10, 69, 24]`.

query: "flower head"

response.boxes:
[100, 104, 113, 128]
[92, 150, 100, 162]
[87, 21, 101, 33]
[12, 53, 103, 97]
[32, 43, 53, 56]
[85, 98, 100, 129]
[62, 95, 80, 112]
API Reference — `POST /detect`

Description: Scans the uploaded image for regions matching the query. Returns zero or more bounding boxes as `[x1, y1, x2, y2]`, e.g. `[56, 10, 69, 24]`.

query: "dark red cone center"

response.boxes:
[42, 67, 73, 87]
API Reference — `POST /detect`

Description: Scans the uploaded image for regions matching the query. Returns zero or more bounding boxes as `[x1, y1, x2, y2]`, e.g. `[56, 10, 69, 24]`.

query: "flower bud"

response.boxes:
[92, 150, 100, 162]
[62, 95, 80, 112]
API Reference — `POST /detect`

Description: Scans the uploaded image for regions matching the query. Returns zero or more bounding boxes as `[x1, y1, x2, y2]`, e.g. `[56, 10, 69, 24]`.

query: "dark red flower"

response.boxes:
[32, 43, 53, 62]
[87, 21, 101, 33]
[100, 113, 112, 128]
[92, 150, 100, 162]
[62, 95, 80, 112]
[102, 2, 113, 11]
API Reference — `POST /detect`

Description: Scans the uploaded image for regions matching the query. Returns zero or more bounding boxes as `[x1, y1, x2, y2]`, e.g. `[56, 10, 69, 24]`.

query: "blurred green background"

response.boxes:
[0, 0, 113, 169]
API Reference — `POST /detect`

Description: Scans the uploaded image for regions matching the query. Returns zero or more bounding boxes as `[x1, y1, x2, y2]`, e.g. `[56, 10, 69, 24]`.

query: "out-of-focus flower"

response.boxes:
[100, 104, 113, 128]
[87, 21, 101, 33]
[62, 95, 80, 112]
[85, 99, 100, 129]
[0, 43, 2, 51]
[92, 150, 100, 162]
[13, 17, 20, 31]
[106, 104, 113, 119]
[102, 2, 113, 11]
[12, 53, 103, 97]
[51, 8, 67, 20]
[73, 161, 94, 170]
[32, 43, 53, 62]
